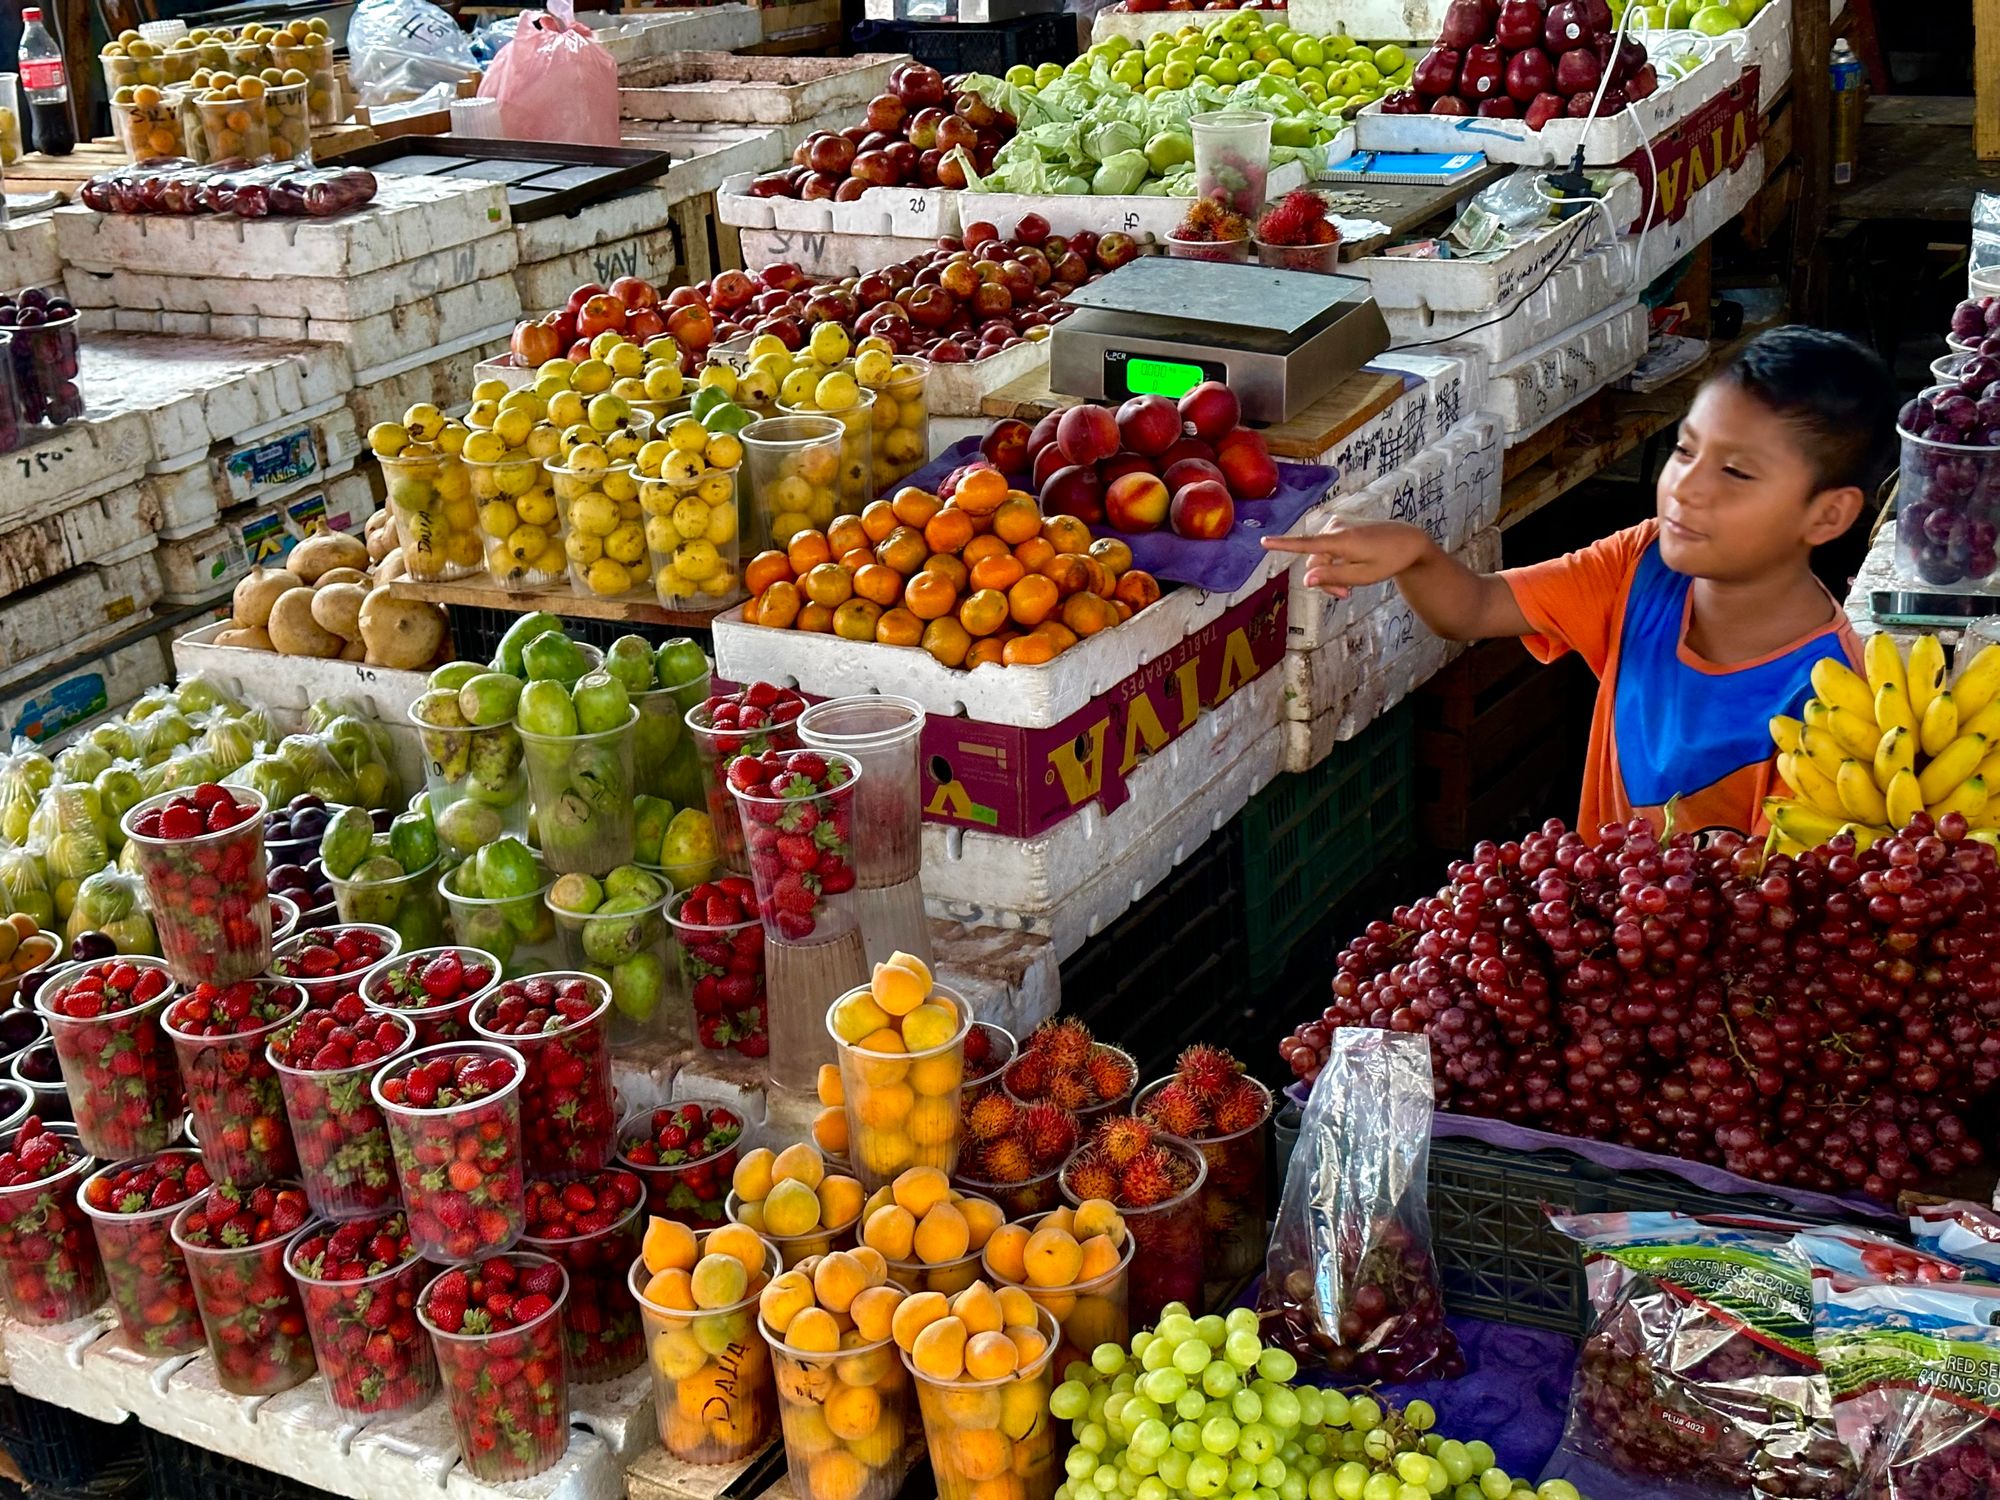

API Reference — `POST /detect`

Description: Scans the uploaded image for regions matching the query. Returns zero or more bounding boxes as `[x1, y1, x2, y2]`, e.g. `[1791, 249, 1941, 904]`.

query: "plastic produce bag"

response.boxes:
[475, 0, 616, 147]
[1908, 1201, 2000, 1276]
[1546, 1213, 1852, 1499]
[67, 866, 156, 956]
[0, 742, 52, 845]
[202, 715, 262, 777]
[347, 0, 480, 108]
[0, 846, 53, 928]
[172, 673, 242, 718]
[1257, 1028, 1461, 1382]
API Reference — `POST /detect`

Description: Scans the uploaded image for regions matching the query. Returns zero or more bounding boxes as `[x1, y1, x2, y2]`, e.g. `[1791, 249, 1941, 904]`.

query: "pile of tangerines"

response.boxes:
[741, 463, 1162, 669]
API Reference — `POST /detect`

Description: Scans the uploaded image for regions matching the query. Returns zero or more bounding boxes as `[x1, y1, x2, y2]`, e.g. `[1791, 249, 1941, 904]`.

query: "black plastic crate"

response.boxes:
[140, 1431, 338, 1500]
[26, 1455, 149, 1500]
[852, 12, 1078, 75]
[0, 1386, 137, 1492]
[446, 604, 713, 665]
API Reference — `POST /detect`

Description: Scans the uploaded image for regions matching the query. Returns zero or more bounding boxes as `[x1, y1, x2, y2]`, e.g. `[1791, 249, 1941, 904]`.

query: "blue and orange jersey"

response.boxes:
[1501, 520, 1864, 837]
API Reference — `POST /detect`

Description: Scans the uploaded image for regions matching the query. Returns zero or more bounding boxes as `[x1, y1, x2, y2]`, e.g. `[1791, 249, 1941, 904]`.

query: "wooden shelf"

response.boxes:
[388, 576, 726, 630]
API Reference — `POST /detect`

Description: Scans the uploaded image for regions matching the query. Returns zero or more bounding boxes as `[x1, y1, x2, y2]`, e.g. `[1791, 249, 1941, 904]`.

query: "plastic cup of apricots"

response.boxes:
[859, 1167, 1004, 1299]
[631, 1218, 780, 1465]
[901, 1288, 1062, 1500]
[725, 1141, 863, 1271]
[825, 953, 968, 1192]
[980, 1202, 1134, 1377]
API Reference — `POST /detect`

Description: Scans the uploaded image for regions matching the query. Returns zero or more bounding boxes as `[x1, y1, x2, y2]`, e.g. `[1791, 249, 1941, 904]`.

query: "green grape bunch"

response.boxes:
[1049, 1304, 1587, 1500]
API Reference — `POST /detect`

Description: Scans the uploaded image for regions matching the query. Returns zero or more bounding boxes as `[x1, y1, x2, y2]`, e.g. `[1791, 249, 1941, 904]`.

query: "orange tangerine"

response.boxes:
[1032, 620, 1078, 652]
[924, 552, 970, 592]
[827, 514, 869, 556]
[840, 546, 878, 573]
[954, 468, 1009, 516]
[962, 533, 1010, 568]
[891, 486, 944, 529]
[803, 562, 854, 608]
[1011, 536, 1056, 573]
[1001, 635, 1058, 666]
[834, 598, 882, 642]
[1079, 556, 1116, 598]
[922, 618, 973, 668]
[745, 550, 793, 595]
[741, 595, 763, 626]
[924, 508, 976, 555]
[757, 580, 801, 630]
[1089, 537, 1133, 576]
[1040, 554, 1090, 598]
[1116, 569, 1161, 611]
[991, 496, 1042, 545]
[1041, 514, 1092, 555]
[1061, 592, 1116, 637]
[798, 601, 836, 634]
[959, 589, 1008, 638]
[853, 562, 904, 608]
[787, 529, 832, 574]
[905, 570, 959, 621]
[876, 606, 923, 648]
[876, 526, 930, 575]
[969, 554, 1026, 593]
[967, 637, 1008, 669]
[860, 499, 899, 542]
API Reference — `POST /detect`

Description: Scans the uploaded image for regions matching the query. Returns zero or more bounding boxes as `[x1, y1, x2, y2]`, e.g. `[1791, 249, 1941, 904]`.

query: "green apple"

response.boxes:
[1689, 4, 1738, 34]
[1290, 36, 1323, 67]
[1374, 43, 1404, 72]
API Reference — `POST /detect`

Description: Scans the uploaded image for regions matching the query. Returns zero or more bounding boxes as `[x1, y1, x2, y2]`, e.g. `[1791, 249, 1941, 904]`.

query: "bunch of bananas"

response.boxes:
[1767, 634, 2000, 851]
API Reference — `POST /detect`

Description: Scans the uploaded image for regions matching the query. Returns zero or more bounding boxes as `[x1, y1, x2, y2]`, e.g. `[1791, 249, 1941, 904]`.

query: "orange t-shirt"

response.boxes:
[1501, 520, 1864, 837]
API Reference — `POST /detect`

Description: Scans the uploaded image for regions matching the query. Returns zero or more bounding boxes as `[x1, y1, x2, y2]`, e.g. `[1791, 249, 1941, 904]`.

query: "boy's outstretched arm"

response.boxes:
[1262, 520, 1533, 642]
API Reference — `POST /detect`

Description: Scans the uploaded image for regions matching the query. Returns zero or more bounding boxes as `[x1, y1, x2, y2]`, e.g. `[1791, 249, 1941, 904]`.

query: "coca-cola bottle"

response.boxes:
[17, 9, 76, 157]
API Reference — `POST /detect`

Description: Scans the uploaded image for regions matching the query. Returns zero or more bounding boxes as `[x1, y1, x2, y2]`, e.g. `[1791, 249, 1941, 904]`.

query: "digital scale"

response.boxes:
[1047, 257, 1392, 425]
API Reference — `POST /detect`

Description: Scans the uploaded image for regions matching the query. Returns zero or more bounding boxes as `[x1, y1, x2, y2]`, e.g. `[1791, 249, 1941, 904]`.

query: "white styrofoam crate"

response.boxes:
[2, 213, 62, 290]
[921, 666, 1282, 916]
[618, 53, 899, 125]
[511, 182, 681, 267]
[2, 411, 155, 534]
[0, 477, 160, 599]
[156, 464, 373, 604]
[1629, 0, 1791, 111]
[76, 333, 353, 461]
[930, 336, 1051, 418]
[1286, 0, 1452, 40]
[599, 4, 762, 68]
[513, 226, 680, 312]
[1468, 296, 1648, 440]
[735, 225, 951, 280]
[718, 170, 963, 239]
[1090, 7, 1215, 43]
[1, 633, 171, 748]
[1353, 47, 1742, 165]
[1313, 349, 1487, 476]
[171, 616, 432, 726]
[0, 553, 163, 677]
[961, 160, 1320, 247]
[346, 321, 517, 434]
[1383, 244, 1631, 362]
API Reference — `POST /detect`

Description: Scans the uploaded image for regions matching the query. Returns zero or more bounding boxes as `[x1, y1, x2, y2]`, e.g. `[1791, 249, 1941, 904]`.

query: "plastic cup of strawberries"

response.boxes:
[121, 784, 272, 987]
[268, 1003, 416, 1221]
[163, 978, 308, 1189]
[419, 1252, 572, 1483]
[170, 1179, 317, 1395]
[726, 749, 863, 944]
[359, 945, 501, 1048]
[36, 955, 182, 1159]
[78, 1148, 210, 1354]
[615, 1101, 744, 1226]
[372, 1042, 528, 1263]
[666, 883, 769, 1059]
[470, 973, 615, 1179]
[269, 923, 400, 1008]
[684, 685, 806, 875]
[519, 1168, 645, 1383]
[0, 1116, 107, 1324]
[288, 1210, 439, 1421]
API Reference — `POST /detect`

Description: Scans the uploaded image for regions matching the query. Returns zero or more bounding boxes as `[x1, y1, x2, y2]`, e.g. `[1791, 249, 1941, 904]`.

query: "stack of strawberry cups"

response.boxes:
[164, 978, 307, 1188]
[616, 1101, 743, 1226]
[419, 1253, 571, 1482]
[269, 924, 400, 1008]
[78, 1148, 209, 1353]
[684, 685, 807, 876]
[359, 946, 500, 1047]
[121, 785, 271, 986]
[470, 972, 615, 1179]
[171, 1179, 316, 1395]
[372, 1042, 528, 1263]
[37, 956, 181, 1159]
[269, 1004, 415, 1221]
[666, 881, 769, 1060]
[520, 1169, 645, 1382]
[287, 1211, 438, 1421]
[0, 1117, 106, 1324]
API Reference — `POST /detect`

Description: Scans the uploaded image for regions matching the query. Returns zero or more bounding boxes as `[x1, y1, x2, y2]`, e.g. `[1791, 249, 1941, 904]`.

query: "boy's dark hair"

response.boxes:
[1711, 325, 1898, 496]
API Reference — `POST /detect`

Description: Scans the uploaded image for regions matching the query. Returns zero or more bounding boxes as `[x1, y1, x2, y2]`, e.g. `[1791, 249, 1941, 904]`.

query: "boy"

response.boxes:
[1263, 326, 1898, 836]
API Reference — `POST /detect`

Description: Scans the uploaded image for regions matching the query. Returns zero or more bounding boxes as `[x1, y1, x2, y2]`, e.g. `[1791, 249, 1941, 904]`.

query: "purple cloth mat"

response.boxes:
[1375, 1317, 1579, 1482]
[905, 436, 1338, 593]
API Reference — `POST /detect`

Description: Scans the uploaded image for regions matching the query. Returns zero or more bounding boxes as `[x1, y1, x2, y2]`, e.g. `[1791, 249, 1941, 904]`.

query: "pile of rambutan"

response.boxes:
[1254, 190, 1339, 248]
[963, 1021, 1011, 1086]
[956, 1091, 1080, 1185]
[1061, 1114, 1198, 1210]
[1173, 198, 1248, 244]
[1002, 1017, 1136, 1114]
[1139, 1045, 1273, 1140]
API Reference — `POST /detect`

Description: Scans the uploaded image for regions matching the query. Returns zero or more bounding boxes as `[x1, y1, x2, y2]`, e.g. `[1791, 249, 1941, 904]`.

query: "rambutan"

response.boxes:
[1086, 1045, 1135, 1105]
[1120, 1144, 1179, 1208]
[966, 1088, 1017, 1142]
[1254, 189, 1333, 248]
[1005, 1051, 1049, 1099]
[1021, 1102, 1079, 1168]
[1037, 1017, 1095, 1074]
[1174, 197, 1248, 244]
[1176, 1044, 1241, 1104]
[1094, 1115, 1153, 1168]
[1065, 1149, 1119, 1203]
[1047, 1072, 1094, 1113]
[1211, 1077, 1270, 1135]
[1142, 1080, 1209, 1139]
[964, 1023, 998, 1073]
[981, 1138, 1035, 1184]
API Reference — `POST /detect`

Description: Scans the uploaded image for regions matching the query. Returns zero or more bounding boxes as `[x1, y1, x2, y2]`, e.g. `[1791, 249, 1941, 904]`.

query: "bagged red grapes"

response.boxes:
[1909, 1201, 2000, 1277]
[1548, 1212, 1853, 1499]
[1793, 1225, 1980, 1289]
[1256, 1029, 1462, 1382]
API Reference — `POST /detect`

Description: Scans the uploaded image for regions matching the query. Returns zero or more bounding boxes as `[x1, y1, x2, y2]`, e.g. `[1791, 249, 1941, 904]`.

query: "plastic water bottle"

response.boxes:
[1830, 40, 1863, 188]
[17, 9, 75, 158]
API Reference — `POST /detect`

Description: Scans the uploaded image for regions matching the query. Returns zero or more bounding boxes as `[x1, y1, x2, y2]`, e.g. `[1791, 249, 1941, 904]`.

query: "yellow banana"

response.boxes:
[1767, 799, 1848, 848]
[1813, 657, 1878, 721]
[1965, 698, 2000, 742]
[1874, 725, 1916, 789]
[1840, 822, 1893, 852]
[1908, 635, 1947, 719]
[1953, 643, 2000, 721]
[1770, 714, 1805, 756]
[1979, 743, 2000, 784]
[1825, 706, 1881, 761]
[1799, 725, 1848, 786]
[1918, 732, 1991, 804]
[1921, 690, 1961, 758]
[1803, 698, 1831, 732]
[1837, 761, 1891, 823]
[1932, 775, 1990, 821]
[1886, 768, 1927, 827]
[1865, 632, 1909, 701]
[1780, 751, 1845, 816]
[1875, 682, 1915, 736]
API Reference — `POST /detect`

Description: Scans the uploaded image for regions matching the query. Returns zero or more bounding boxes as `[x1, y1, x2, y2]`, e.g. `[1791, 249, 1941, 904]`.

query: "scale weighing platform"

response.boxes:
[1047, 256, 1391, 425]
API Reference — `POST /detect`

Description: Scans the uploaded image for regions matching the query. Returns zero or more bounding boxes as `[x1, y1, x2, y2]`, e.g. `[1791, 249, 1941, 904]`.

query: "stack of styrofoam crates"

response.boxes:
[3, 213, 63, 293]
[509, 184, 681, 314]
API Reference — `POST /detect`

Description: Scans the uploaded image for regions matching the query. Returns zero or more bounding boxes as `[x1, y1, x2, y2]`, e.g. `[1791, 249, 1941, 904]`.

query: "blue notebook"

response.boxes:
[1323, 150, 1489, 185]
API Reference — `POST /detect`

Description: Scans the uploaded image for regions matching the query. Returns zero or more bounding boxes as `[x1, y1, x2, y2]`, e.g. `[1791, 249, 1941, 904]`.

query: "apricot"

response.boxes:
[850, 1283, 903, 1342]
[952, 1282, 1003, 1336]
[788, 1306, 841, 1354]
[836, 1336, 898, 1389]
[893, 1166, 952, 1219]
[815, 1063, 845, 1106]
[983, 1223, 1030, 1284]
[1040, 1207, 1076, 1238]
[856, 1128, 914, 1179]
[913, 1201, 971, 1265]
[850, 1423, 901, 1469]
[949, 1427, 1011, 1482]
[1000, 1380, 1047, 1439]
[773, 1142, 825, 1189]
[908, 1050, 963, 1098]
[824, 1382, 882, 1443]
[870, 959, 928, 1017]
[900, 1001, 957, 1052]
[1071, 1200, 1123, 1244]
[1005, 1324, 1048, 1368]
[907, 1095, 959, 1148]
[706, 1223, 768, 1281]
[691, 1252, 749, 1309]
[813, 1107, 849, 1156]
[855, 1081, 914, 1129]
[644, 1267, 695, 1311]
[813, 1251, 868, 1315]
[891, 1289, 950, 1352]
[818, 1174, 863, 1229]
[959, 1196, 1004, 1253]
[785, 1402, 841, 1458]
[963, 1329, 1019, 1381]
[830, 988, 892, 1046]
[764, 1178, 823, 1237]
[995, 1285, 1038, 1330]
[643, 1217, 698, 1274]
[911, 1313, 968, 1379]
[1077, 1235, 1122, 1282]
[863, 1204, 917, 1260]
[1023, 1227, 1082, 1288]
[732, 1147, 776, 1203]
[759, 1269, 815, 1334]
[851, 1246, 889, 1286]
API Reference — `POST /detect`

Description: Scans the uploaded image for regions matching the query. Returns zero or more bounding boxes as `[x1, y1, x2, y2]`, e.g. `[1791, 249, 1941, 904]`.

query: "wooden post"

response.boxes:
[1789, 0, 1831, 319]
[1980, 0, 2000, 159]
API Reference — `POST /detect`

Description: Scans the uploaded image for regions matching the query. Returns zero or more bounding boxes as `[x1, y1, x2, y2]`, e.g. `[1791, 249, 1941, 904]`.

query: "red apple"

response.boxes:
[1412, 45, 1462, 97]
[981, 418, 1032, 476]
[627, 307, 666, 342]
[710, 270, 756, 313]
[1043, 464, 1105, 524]
[510, 316, 562, 366]
[1105, 471, 1171, 533]
[930, 342, 969, 363]
[1178, 381, 1240, 442]
[578, 293, 627, 338]
[1057, 405, 1122, 467]
[565, 282, 604, 315]
[808, 133, 857, 176]
[865, 93, 907, 134]
[666, 302, 713, 350]
[852, 150, 900, 186]
[889, 61, 945, 107]
[1170, 479, 1236, 539]
[1163, 457, 1227, 493]
[1117, 393, 1184, 456]
[1544, 0, 1588, 53]
[1215, 429, 1278, 500]
[1494, 0, 1543, 49]
[1431, 96, 1472, 114]
[1556, 46, 1602, 95]
[1625, 64, 1658, 101]
[1525, 91, 1567, 129]
[936, 115, 978, 154]
[971, 283, 1014, 318]
[1460, 43, 1505, 100]
[1015, 212, 1051, 247]
[800, 172, 840, 201]
[609, 276, 657, 311]
[1094, 233, 1138, 269]
[936, 154, 969, 191]
[835, 178, 869, 201]
[1505, 47, 1554, 103]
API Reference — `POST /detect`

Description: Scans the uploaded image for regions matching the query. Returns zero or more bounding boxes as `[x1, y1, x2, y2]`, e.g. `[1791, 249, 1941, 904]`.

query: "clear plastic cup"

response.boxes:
[378, 451, 482, 581]
[1253, 236, 1340, 273]
[194, 86, 269, 161]
[798, 696, 925, 889]
[421, 1254, 571, 1482]
[517, 708, 640, 877]
[1934, 352, 1976, 384]
[109, 86, 185, 162]
[269, 893, 300, 947]
[0, 76, 19, 167]
[725, 1188, 858, 1270]
[78, 1149, 206, 1354]
[1164, 233, 1250, 265]
[546, 457, 649, 601]
[264, 79, 311, 161]
[666, 888, 768, 1062]
[829, 985, 968, 1192]
[907, 1305, 1061, 1500]
[954, 1162, 1062, 1222]
[634, 650, 711, 808]
[0, 1081, 31, 1139]
[409, 701, 531, 861]
[465, 452, 569, 591]
[521, 1178, 644, 1383]
[643, 465, 743, 609]
[1135, 1074, 1271, 1281]
[1003, 1043, 1136, 1128]
[1895, 391, 2000, 590]
[37, 957, 181, 1159]
[10, 310, 81, 427]
[884, 1235, 990, 1298]
[358, 944, 501, 1048]
[121, 786, 271, 988]
[373, 1041, 528, 1262]
[632, 1238, 778, 1463]
[1191, 109, 1273, 216]
[269, 1008, 414, 1222]
[163, 977, 308, 1188]
[982, 1208, 1133, 1375]
[0, 325, 23, 457]
[470, 973, 615, 1178]
[767, 1319, 912, 1500]
[546, 890, 677, 1047]
[686, 696, 805, 877]
[1061, 1136, 1205, 1327]
[172, 1182, 317, 1395]
[779, 392, 875, 518]
[100, 49, 169, 93]
[269, 923, 401, 1008]
[744, 415, 844, 550]
[440, 862, 559, 978]
[269, 37, 338, 124]
[616, 1102, 740, 1227]
[0, 1123, 106, 1325]
[288, 1210, 438, 1420]
[731, 751, 863, 947]
[331, 858, 451, 954]
[868, 359, 931, 492]
[9, 1043, 70, 1127]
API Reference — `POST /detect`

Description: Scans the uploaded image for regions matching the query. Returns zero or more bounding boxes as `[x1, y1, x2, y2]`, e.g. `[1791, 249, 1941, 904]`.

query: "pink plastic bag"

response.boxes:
[476, 0, 617, 147]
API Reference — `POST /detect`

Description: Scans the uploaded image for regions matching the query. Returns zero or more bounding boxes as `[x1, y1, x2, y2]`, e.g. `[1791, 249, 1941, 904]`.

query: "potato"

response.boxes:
[365, 509, 396, 563]
[268, 588, 344, 658]
[232, 567, 304, 630]
[375, 548, 407, 584]
[311, 582, 369, 641]
[288, 532, 369, 584]
[214, 626, 274, 651]
[340, 639, 368, 661]
[358, 588, 446, 670]
[316, 567, 369, 589]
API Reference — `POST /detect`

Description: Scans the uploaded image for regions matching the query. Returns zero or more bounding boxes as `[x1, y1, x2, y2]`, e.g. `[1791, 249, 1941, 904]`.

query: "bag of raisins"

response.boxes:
[1256, 1028, 1462, 1382]
[1545, 1212, 1854, 1500]
[1908, 1202, 2000, 1277]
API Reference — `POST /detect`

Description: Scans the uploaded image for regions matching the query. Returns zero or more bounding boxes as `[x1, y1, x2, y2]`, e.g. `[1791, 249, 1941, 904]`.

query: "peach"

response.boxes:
[813, 1251, 869, 1314]
[824, 1382, 882, 1442]
[810, 1450, 869, 1500]
[911, 1314, 968, 1379]
[893, 1166, 952, 1218]
[1025, 411, 1063, 468]
[1162, 457, 1226, 494]
[1215, 427, 1278, 500]
[1055, 404, 1120, 467]
[816, 1063, 845, 1105]
[891, 1289, 950, 1351]
[1071, 1199, 1124, 1244]
[1105, 471, 1170, 534]
[1040, 464, 1103, 526]
[1169, 478, 1236, 540]
[789, 1306, 841, 1353]
[964, 1329, 1019, 1380]
[732, 1147, 776, 1202]
[759, 1269, 815, 1333]
[996, 1285, 1038, 1329]
[980, 418, 1033, 478]
[952, 1281, 1004, 1336]
[1116, 393, 1184, 456]
[913, 1201, 971, 1264]
[1178, 380, 1239, 441]
[851, 1245, 889, 1286]
[691, 1252, 749, 1309]
[1023, 1227, 1083, 1288]
[1031, 441, 1070, 491]
[643, 1216, 698, 1274]
[948, 1427, 1010, 1482]
[813, 1107, 849, 1155]
[1077, 1235, 1122, 1282]
[864, 1204, 917, 1260]
[983, 1223, 1030, 1283]
[850, 1283, 903, 1341]
[1004, 1324, 1048, 1368]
